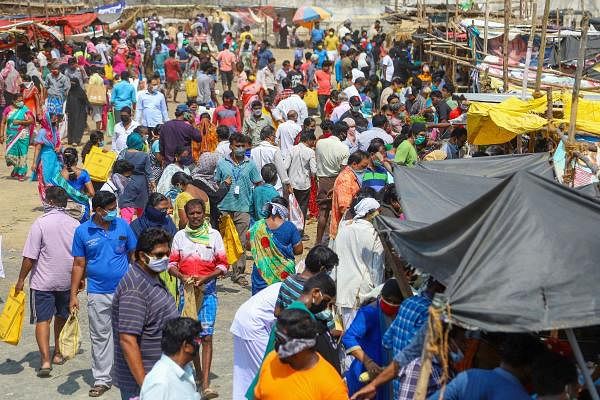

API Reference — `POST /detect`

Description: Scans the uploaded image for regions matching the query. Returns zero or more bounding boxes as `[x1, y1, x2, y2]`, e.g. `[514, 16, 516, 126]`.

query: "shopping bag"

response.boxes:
[86, 83, 107, 106]
[185, 78, 198, 99]
[288, 193, 304, 231]
[107, 109, 115, 137]
[219, 214, 244, 266]
[0, 286, 25, 345]
[59, 311, 80, 360]
[304, 89, 318, 109]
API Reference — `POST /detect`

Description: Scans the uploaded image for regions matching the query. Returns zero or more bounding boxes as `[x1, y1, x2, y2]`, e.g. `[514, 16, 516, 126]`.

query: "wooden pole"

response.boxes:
[556, 9, 561, 69]
[521, 1, 537, 98]
[502, 0, 510, 92]
[483, 0, 489, 54]
[446, 0, 450, 41]
[533, 0, 551, 97]
[567, 13, 589, 143]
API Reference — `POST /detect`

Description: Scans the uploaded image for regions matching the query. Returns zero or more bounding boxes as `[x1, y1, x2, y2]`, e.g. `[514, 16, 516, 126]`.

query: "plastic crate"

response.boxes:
[83, 146, 116, 182]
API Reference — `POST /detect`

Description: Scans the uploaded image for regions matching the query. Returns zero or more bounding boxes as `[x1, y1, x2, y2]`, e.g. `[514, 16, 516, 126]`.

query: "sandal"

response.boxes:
[88, 385, 111, 397]
[52, 353, 66, 365]
[202, 387, 219, 399]
[37, 367, 52, 378]
[234, 276, 249, 287]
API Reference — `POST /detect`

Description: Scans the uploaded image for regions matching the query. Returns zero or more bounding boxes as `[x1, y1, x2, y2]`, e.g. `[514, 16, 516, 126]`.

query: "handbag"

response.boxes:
[288, 193, 304, 231]
[86, 83, 107, 106]
[0, 286, 25, 345]
[59, 312, 80, 359]
[219, 214, 244, 266]
[304, 89, 318, 109]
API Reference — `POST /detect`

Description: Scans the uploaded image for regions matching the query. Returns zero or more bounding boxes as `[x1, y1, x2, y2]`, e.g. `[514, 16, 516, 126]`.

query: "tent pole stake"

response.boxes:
[565, 329, 600, 400]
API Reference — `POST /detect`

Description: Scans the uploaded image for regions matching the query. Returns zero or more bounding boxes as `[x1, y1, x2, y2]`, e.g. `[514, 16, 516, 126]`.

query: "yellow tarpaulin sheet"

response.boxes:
[467, 95, 600, 145]
[467, 96, 549, 145]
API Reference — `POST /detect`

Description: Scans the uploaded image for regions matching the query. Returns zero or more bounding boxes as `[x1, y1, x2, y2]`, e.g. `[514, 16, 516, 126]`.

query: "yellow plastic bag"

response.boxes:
[104, 64, 114, 81]
[304, 89, 318, 109]
[59, 312, 80, 360]
[185, 78, 198, 99]
[0, 286, 25, 345]
[219, 214, 243, 266]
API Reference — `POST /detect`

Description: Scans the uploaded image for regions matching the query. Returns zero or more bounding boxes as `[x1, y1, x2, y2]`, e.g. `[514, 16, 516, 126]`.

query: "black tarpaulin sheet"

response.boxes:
[415, 152, 554, 179]
[394, 166, 501, 224]
[377, 171, 600, 332]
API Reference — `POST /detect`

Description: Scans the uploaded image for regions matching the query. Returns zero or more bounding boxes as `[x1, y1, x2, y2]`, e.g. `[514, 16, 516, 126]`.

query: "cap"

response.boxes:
[175, 104, 190, 114]
[349, 96, 362, 106]
[223, 90, 236, 99]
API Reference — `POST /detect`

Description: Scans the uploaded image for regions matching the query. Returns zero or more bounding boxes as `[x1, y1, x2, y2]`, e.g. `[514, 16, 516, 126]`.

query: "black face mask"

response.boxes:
[121, 115, 131, 123]
[179, 155, 194, 166]
[309, 299, 328, 314]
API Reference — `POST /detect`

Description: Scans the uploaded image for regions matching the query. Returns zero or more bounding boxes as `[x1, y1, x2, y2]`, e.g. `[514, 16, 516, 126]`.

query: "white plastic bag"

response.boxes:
[288, 193, 304, 231]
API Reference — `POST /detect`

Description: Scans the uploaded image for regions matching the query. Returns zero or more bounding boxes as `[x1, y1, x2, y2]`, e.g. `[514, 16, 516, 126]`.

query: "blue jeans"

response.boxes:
[120, 388, 139, 400]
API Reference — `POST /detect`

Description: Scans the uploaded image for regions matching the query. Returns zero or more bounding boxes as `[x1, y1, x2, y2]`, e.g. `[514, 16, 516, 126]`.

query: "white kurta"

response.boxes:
[331, 219, 385, 310]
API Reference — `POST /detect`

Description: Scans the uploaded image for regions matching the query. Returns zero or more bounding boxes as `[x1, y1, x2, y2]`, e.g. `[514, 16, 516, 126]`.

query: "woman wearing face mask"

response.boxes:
[118, 132, 154, 223]
[156, 146, 194, 196]
[171, 172, 210, 230]
[342, 278, 402, 400]
[331, 196, 385, 329]
[0, 93, 35, 181]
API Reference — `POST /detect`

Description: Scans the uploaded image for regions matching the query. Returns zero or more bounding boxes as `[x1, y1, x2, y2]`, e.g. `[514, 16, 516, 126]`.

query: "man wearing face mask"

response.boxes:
[330, 150, 370, 240]
[343, 76, 366, 100]
[43, 62, 70, 115]
[112, 106, 139, 154]
[111, 228, 178, 400]
[247, 272, 343, 399]
[140, 318, 203, 399]
[257, 57, 277, 97]
[136, 76, 169, 137]
[159, 104, 202, 165]
[357, 114, 394, 151]
[340, 95, 369, 133]
[70, 191, 137, 398]
[251, 126, 291, 195]
[243, 100, 274, 147]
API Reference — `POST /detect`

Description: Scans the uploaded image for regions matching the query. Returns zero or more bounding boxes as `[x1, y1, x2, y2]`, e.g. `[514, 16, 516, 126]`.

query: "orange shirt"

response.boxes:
[255, 351, 348, 400]
[329, 166, 360, 239]
[217, 49, 237, 72]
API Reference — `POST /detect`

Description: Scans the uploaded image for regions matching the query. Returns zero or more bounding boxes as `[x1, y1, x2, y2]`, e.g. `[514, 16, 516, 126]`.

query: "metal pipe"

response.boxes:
[565, 329, 600, 400]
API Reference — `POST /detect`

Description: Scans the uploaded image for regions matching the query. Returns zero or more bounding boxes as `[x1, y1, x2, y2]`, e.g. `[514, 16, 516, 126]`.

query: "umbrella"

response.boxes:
[293, 6, 332, 27]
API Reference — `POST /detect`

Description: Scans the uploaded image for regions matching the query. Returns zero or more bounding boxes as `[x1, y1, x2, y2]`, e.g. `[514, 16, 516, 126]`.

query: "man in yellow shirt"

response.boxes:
[323, 28, 340, 62]
[240, 26, 254, 44]
[254, 308, 348, 400]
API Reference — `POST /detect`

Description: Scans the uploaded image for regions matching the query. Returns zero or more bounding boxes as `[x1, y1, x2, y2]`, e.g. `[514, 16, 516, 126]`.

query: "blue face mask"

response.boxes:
[102, 209, 118, 222]
[98, 141, 105, 147]
[450, 349, 464, 364]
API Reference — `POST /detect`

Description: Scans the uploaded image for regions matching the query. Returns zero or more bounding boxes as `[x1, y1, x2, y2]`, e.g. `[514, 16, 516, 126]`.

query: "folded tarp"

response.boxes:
[377, 171, 600, 332]
[415, 152, 554, 180]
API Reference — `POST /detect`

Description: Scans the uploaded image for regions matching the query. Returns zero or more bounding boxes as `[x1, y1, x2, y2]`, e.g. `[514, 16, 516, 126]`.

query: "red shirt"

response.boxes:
[315, 70, 332, 96]
[164, 58, 181, 82]
[324, 99, 336, 119]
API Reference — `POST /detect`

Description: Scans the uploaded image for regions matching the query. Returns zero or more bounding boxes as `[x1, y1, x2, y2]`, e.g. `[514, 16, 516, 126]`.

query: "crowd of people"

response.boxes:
[2, 11, 588, 400]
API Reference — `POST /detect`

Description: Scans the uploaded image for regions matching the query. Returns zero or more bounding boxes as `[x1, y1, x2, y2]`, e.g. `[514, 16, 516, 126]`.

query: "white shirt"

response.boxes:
[273, 94, 308, 123]
[356, 127, 393, 151]
[251, 141, 290, 192]
[215, 140, 230, 158]
[140, 354, 200, 400]
[351, 69, 365, 83]
[112, 120, 139, 154]
[95, 42, 110, 65]
[257, 66, 276, 91]
[381, 54, 394, 82]
[177, 31, 185, 49]
[331, 219, 385, 308]
[338, 25, 351, 40]
[315, 136, 350, 177]
[36, 52, 48, 67]
[230, 282, 281, 341]
[276, 120, 302, 160]
[284, 142, 317, 191]
[330, 101, 351, 123]
[343, 84, 360, 100]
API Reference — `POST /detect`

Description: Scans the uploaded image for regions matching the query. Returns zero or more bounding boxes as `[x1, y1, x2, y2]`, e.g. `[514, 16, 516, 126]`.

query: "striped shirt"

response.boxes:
[362, 163, 390, 193]
[112, 264, 178, 393]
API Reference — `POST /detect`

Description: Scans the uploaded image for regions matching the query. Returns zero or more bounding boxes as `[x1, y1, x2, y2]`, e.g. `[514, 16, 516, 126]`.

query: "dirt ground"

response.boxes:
[0, 48, 317, 398]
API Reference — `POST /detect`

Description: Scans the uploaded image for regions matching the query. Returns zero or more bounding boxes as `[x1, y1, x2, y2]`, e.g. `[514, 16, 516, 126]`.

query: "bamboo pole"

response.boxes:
[567, 13, 589, 143]
[502, 0, 511, 92]
[483, 0, 489, 54]
[521, 2, 537, 98]
[556, 9, 562, 69]
[534, 0, 551, 97]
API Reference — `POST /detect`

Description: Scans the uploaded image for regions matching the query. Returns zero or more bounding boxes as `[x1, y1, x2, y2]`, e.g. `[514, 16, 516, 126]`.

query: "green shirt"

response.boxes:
[394, 140, 418, 166]
[214, 156, 262, 212]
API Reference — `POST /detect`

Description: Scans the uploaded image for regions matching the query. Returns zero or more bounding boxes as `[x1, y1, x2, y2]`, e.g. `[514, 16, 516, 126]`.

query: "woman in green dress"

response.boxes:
[0, 93, 35, 181]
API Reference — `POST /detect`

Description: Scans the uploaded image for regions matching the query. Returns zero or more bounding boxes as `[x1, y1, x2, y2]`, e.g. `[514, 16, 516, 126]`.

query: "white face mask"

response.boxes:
[146, 255, 169, 272]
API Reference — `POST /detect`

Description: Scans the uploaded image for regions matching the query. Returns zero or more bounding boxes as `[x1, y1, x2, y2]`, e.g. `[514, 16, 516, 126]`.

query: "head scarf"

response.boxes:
[267, 202, 289, 220]
[126, 132, 144, 150]
[191, 152, 220, 191]
[353, 198, 380, 219]
[275, 330, 317, 359]
[1, 61, 20, 93]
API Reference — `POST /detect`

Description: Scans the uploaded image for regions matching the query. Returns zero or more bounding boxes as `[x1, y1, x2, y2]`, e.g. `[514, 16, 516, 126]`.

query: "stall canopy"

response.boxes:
[377, 171, 600, 332]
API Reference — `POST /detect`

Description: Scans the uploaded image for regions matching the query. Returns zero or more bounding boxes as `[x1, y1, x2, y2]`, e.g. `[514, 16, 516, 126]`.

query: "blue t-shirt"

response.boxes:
[215, 156, 262, 213]
[269, 220, 301, 259]
[72, 216, 137, 294]
[314, 49, 328, 69]
[111, 81, 136, 111]
[68, 169, 91, 191]
[311, 28, 325, 44]
[335, 59, 343, 83]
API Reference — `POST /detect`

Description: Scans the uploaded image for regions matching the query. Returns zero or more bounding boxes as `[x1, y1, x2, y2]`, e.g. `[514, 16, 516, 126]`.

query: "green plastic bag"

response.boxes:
[107, 109, 115, 137]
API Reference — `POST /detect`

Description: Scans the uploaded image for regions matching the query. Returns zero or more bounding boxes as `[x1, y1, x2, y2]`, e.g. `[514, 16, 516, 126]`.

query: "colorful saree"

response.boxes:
[249, 219, 296, 286]
[4, 105, 33, 177]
